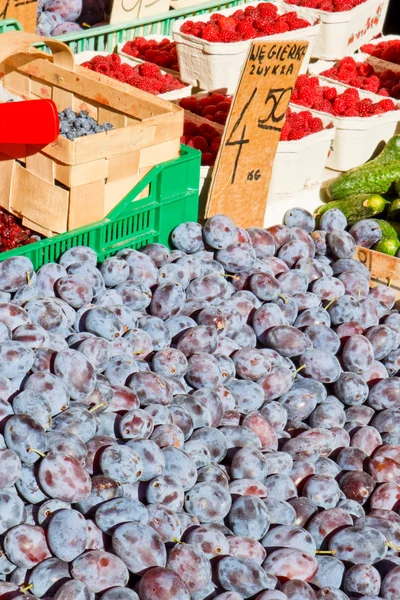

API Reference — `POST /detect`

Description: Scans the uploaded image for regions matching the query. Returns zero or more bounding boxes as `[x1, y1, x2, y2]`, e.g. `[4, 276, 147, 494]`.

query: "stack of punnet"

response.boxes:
[0, 209, 399, 599]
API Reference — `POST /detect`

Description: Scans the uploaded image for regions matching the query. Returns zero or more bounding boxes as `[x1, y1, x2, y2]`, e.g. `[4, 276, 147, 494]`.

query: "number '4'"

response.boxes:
[225, 88, 257, 185]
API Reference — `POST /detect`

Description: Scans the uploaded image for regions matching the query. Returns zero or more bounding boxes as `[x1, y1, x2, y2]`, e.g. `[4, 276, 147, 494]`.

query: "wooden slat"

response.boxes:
[107, 151, 140, 183]
[22, 216, 56, 238]
[98, 107, 127, 129]
[0, 158, 15, 211]
[43, 122, 158, 166]
[139, 138, 180, 169]
[3, 67, 30, 97]
[11, 164, 69, 233]
[68, 179, 105, 231]
[55, 159, 108, 188]
[355, 246, 400, 299]
[25, 153, 55, 184]
[30, 77, 52, 100]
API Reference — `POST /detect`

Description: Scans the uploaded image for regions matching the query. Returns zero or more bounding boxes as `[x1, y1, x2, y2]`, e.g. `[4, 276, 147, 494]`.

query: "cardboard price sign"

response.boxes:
[110, 0, 166, 24]
[0, 0, 38, 32]
[206, 40, 308, 229]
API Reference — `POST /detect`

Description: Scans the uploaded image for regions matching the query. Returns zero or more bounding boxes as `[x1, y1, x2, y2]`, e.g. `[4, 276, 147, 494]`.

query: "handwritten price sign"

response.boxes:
[206, 40, 309, 228]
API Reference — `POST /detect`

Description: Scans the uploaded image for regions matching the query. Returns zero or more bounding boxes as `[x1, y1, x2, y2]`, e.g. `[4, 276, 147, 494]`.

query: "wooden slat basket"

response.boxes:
[0, 32, 183, 237]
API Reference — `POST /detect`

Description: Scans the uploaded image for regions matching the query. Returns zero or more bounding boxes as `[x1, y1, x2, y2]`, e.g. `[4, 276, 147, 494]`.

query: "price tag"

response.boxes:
[0, 0, 38, 32]
[206, 40, 309, 229]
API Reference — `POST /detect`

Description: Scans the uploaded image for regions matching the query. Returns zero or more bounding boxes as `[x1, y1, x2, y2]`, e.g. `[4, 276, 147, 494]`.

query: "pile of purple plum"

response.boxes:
[0, 208, 400, 600]
[37, 0, 109, 37]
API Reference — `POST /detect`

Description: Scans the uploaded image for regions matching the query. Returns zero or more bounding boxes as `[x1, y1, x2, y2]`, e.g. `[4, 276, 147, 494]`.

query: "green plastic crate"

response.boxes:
[37, 0, 248, 53]
[0, 19, 23, 33]
[0, 145, 201, 269]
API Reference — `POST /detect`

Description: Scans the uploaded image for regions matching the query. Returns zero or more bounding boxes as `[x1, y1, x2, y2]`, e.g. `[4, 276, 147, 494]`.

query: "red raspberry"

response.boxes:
[376, 99, 395, 112]
[381, 47, 400, 64]
[232, 9, 245, 20]
[257, 2, 278, 17]
[180, 21, 195, 34]
[333, 96, 348, 115]
[288, 124, 306, 140]
[220, 29, 241, 42]
[81, 61, 93, 69]
[180, 97, 199, 111]
[135, 78, 159, 94]
[280, 121, 291, 141]
[361, 43, 377, 55]
[119, 64, 134, 78]
[296, 74, 312, 89]
[202, 152, 215, 166]
[290, 18, 311, 30]
[362, 75, 380, 93]
[109, 54, 121, 67]
[189, 135, 209, 153]
[244, 5, 258, 17]
[343, 87, 360, 103]
[390, 84, 400, 99]
[217, 16, 237, 30]
[199, 123, 219, 141]
[357, 98, 374, 117]
[298, 86, 315, 107]
[274, 21, 290, 34]
[183, 121, 199, 136]
[214, 111, 227, 125]
[319, 0, 334, 9]
[236, 20, 258, 40]
[356, 62, 374, 77]
[210, 136, 222, 155]
[323, 87, 337, 101]
[309, 117, 324, 132]
[308, 77, 320, 89]
[94, 62, 111, 75]
[113, 71, 128, 82]
[203, 105, 217, 118]
[344, 107, 360, 117]
[349, 76, 364, 88]
[253, 17, 274, 35]
[202, 24, 220, 42]
[216, 101, 231, 113]
[133, 36, 149, 49]
[208, 93, 227, 104]
[126, 74, 144, 87]
[144, 49, 158, 63]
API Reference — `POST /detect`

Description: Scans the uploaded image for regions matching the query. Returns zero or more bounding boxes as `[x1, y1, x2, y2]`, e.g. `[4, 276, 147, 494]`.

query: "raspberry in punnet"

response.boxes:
[179, 2, 313, 42]
[179, 92, 233, 125]
[284, 0, 367, 12]
[81, 54, 186, 95]
[122, 38, 179, 72]
[321, 57, 400, 98]
[292, 74, 398, 116]
[361, 40, 400, 66]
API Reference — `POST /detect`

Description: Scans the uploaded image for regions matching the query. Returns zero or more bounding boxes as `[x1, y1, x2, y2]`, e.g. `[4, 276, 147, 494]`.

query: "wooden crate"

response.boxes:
[0, 32, 183, 236]
[355, 246, 400, 300]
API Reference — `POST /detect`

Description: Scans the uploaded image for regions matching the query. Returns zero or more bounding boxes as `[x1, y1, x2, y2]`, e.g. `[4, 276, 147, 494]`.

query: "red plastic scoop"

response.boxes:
[0, 99, 59, 145]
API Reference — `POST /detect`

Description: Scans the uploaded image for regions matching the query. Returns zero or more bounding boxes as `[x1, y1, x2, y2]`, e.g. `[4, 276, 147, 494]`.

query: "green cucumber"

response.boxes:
[314, 194, 389, 224]
[373, 238, 400, 256]
[372, 219, 400, 240]
[327, 135, 400, 200]
[327, 164, 400, 200]
[387, 198, 400, 221]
